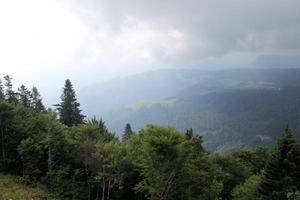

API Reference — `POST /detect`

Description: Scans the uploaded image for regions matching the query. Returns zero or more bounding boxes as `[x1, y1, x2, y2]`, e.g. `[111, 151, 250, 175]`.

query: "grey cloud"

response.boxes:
[68, 0, 300, 66]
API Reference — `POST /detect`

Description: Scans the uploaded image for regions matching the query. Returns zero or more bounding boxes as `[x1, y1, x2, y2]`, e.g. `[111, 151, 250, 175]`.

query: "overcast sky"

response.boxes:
[1, 0, 300, 104]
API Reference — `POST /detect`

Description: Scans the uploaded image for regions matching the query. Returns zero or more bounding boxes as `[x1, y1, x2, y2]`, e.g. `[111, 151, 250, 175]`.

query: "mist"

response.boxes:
[1, 0, 300, 106]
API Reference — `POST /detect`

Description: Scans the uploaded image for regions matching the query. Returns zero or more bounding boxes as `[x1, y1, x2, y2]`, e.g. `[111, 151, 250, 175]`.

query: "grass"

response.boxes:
[0, 173, 55, 200]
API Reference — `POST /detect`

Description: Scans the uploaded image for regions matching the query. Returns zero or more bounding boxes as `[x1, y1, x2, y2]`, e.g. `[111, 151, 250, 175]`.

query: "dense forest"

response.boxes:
[0, 75, 300, 200]
[91, 69, 300, 151]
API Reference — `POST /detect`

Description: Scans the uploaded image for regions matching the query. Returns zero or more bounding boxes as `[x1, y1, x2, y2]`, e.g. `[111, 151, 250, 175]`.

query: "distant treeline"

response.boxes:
[0, 76, 299, 200]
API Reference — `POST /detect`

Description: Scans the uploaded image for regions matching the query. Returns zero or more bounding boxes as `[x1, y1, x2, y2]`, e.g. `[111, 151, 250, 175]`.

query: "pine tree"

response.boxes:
[98, 118, 108, 134]
[185, 128, 194, 140]
[31, 86, 45, 113]
[4, 75, 17, 104]
[18, 85, 32, 107]
[0, 78, 4, 100]
[122, 123, 134, 141]
[259, 126, 300, 200]
[55, 79, 85, 126]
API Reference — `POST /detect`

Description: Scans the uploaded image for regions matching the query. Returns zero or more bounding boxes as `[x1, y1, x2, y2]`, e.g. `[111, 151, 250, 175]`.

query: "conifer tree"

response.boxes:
[55, 79, 85, 126]
[185, 128, 194, 140]
[98, 118, 108, 134]
[122, 123, 134, 141]
[4, 75, 17, 104]
[31, 86, 45, 113]
[18, 85, 32, 107]
[259, 126, 300, 200]
[0, 78, 4, 100]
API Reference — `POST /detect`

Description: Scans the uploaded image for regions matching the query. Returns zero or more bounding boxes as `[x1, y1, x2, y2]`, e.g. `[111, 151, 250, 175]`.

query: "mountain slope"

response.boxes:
[79, 69, 213, 115]
[80, 68, 300, 151]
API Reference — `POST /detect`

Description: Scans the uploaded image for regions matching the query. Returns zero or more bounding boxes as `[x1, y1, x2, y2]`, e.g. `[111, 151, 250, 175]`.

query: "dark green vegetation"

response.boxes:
[0, 173, 54, 200]
[0, 74, 300, 200]
[79, 68, 300, 151]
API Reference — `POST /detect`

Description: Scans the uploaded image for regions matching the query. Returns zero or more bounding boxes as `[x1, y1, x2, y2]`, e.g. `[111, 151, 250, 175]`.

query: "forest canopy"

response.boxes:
[0, 76, 299, 200]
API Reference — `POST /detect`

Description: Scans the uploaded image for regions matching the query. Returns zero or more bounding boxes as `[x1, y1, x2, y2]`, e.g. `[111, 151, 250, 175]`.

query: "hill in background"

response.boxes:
[79, 68, 300, 151]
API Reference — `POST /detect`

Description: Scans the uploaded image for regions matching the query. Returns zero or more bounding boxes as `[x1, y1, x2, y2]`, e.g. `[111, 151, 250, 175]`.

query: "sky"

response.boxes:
[0, 0, 300, 105]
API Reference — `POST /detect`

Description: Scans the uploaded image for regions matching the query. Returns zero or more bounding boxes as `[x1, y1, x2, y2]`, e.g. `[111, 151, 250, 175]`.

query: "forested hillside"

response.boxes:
[0, 75, 300, 200]
[80, 68, 300, 151]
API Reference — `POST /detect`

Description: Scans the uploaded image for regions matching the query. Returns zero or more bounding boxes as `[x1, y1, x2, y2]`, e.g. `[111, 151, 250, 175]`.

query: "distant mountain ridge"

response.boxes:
[79, 68, 300, 151]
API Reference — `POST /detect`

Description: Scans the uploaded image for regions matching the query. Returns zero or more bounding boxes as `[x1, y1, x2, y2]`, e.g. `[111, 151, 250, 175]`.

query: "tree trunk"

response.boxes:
[107, 180, 111, 200]
[102, 178, 106, 200]
[48, 141, 52, 173]
[96, 182, 100, 200]
[85, 162, 91, 200]
[1, 126, 5, 162]
[72, 175, 76, 200]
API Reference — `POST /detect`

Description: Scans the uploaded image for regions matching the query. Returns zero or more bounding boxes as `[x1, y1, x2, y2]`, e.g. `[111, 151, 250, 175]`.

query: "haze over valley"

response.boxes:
[1, 0, 300, 199]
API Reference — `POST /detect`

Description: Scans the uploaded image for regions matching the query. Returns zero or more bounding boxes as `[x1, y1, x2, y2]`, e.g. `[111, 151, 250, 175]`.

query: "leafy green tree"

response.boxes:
[214, 154, 251, 200]
[31, 86, 45, 113]
[122, 123, 134, 142]
[56, 79, 85, 126]
[259, 127, 300, 200]
[232, 146, 270, 174]
[18, 134, 46, 181]
[135, 125, 186, 200]
[0, 102, 37, 173]
[287, 191, 300, 200]
[66, 123, 103, 200]
[18, 114, 67, 179]
[177, 134, 222, 200]
[120, 132, 148, 200]
[92, 139, 125, 200]
[232, 175, 261, 200]
[87, 117, 115, 142]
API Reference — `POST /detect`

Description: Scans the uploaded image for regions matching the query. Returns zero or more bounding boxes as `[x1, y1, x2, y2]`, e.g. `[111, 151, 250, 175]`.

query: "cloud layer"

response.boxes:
[1, 0, 300, 104]
[66, 0, 300, 68]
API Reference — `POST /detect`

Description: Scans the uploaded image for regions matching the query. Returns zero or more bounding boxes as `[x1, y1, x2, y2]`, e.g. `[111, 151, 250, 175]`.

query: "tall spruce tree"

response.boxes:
[4, 75, 17, 104]
[31, 86, 45, 113]
[98, 118, 108, 134]
[56, 79, 85, 126]
[185, 128, 194, 140]
[18, 85, 32, 107]
[122, 123, 134, 141]
[259, 126, 300, 200]
[0, 78, 4, 100]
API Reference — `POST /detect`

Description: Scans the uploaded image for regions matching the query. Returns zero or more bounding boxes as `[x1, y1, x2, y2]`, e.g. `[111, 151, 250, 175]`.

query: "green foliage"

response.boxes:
[18, 85, 32, 108]
[103, 69, 300, 152]
[259, 127, 300, 200]
[4, 75, 18, 104]
[0, 78, 4, 100]
[232, 175, 261, 200]
[122, 123, 134, 142]
[135, 125, 222, 200]
[56, 79, 85, 126]
[134, 125, 185, 200]
[1, 75, 300, 200]
[214, 154, 252, 200]
[0, 173, 55, 200]
[185, 128, 193, 140]
[31, 86, 46, 113]
[287, 191, 300, 200]
[232, 146, 270, 174]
